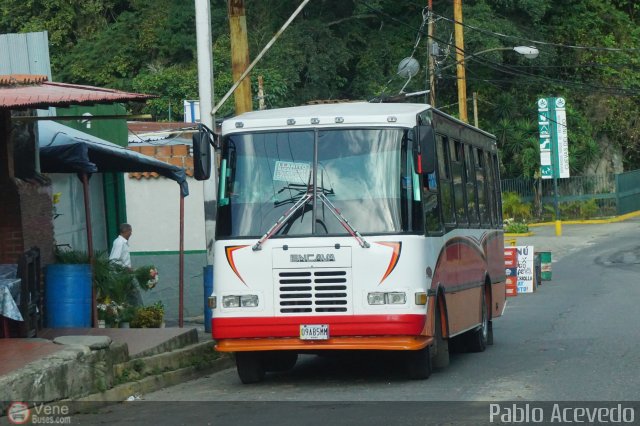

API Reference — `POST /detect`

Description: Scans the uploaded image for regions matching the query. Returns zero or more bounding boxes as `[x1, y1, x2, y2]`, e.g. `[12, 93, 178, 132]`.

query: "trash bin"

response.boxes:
[539, 251, 552, 281]
[46, 264, 91, 328]
[534, 253, 542, 288]
[203, 265, 213, 333]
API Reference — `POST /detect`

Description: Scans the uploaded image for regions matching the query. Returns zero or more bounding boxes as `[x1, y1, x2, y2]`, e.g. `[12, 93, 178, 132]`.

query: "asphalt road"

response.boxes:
[72, 219, 640, 425]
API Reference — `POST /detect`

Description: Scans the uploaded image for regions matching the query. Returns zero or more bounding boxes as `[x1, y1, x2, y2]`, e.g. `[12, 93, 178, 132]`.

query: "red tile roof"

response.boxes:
[127, 144, 194, 179]
[0, 74, 155, 110]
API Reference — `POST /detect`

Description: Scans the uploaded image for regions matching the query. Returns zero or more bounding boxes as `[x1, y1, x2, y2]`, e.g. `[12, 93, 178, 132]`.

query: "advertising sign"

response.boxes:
[516, 246, 535, 293]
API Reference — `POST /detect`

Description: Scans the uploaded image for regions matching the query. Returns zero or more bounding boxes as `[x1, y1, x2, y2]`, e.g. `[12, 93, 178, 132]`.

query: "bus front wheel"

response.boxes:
[406, 346, 432, 380]
[235, 351, 265, 384]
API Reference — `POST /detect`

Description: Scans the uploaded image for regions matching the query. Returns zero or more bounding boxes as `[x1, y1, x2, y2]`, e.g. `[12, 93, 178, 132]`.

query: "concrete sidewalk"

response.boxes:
[0, 324, 230, 414]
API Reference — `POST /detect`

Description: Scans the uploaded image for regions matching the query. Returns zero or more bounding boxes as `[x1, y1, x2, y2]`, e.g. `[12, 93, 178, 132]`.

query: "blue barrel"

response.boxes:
[45, 264, 92, 328]
[203, 266, 214, 333]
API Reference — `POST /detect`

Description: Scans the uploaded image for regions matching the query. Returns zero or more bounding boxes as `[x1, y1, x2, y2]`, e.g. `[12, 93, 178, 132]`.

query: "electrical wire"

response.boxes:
[432, 11, 640, 52]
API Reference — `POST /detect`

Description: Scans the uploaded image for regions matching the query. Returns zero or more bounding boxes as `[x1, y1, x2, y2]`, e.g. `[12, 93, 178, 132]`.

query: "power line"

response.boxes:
[433, 12, 640, 52]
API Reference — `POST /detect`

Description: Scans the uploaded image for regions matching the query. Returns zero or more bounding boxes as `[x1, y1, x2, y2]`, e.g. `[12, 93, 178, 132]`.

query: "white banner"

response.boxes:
[516, 246, 535, 293]
[554, 98, 570, 178]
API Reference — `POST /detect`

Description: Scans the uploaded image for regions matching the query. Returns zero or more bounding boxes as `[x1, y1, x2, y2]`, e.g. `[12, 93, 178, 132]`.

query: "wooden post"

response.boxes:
[80, 173, 98, 328]
[228, 0, 253, 114]
[453, 0, 468, 123]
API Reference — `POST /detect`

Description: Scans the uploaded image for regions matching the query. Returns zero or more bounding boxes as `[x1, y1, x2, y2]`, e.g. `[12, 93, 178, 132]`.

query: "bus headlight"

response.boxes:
[222, 296, 241, 308]
[222, 295, 259, 308]
[367, 292, 386, 305]
[386, 292, 406, 305]
[367, 292, 407, 305]
[240, 295, 259, 307]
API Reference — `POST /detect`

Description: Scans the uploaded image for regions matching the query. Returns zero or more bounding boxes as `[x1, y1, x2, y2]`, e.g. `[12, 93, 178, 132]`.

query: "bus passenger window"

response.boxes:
[464, 144, 479, 226]
[437, 136, 455, 226]
[450, 140, 468, 226]
[475, 148, 489, 226]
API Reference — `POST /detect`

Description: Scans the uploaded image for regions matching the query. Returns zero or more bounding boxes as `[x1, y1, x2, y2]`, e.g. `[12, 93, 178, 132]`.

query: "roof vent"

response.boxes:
[235, 122, 244, 128]
[387, 116, 398, 123]
[287, 119, 296, 125]
[311, 118, 320, 125]
[335, 117, 344, 123]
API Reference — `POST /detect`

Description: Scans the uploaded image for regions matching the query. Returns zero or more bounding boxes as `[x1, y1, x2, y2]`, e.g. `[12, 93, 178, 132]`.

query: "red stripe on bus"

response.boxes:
[212, 314, 425, 339]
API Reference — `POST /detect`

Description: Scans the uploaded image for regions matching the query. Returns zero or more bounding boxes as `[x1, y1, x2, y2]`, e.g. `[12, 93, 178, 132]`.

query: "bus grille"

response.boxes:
[276, 269, 351, 314]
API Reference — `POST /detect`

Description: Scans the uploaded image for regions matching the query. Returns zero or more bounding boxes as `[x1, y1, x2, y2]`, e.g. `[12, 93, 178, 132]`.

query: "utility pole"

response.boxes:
[195, 0, 217, 318]
[228, 0, 253, 114]
[453, 0, 468, 123]
[427, 0, 436, 107]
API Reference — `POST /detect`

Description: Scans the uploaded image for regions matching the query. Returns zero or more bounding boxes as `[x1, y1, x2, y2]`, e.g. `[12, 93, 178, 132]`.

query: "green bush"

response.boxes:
[131, 302, 164, 328]
[501, 192, 532, 221]
[504, 221, 529, 234]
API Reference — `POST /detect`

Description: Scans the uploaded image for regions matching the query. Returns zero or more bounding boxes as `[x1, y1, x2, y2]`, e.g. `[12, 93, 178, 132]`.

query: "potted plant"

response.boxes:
[119, 305, 136, 328]
[130, 301, 164, 328]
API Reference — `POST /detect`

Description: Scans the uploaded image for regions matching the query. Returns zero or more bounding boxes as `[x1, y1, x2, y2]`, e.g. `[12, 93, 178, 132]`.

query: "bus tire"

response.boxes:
[263, 351, 298, 372]
[236, 351, 265, 384]
[406, 346, 432, 380]
[432, 304, 450, 369]
[466, 290, 488, 353]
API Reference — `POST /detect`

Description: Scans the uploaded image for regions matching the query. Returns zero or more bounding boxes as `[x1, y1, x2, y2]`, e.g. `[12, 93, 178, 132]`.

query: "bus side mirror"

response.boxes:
[418, 125, 436, 174]
[193, 129, 217, 181]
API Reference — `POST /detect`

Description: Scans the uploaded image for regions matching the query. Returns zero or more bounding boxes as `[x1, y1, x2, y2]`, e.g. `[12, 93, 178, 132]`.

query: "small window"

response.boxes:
[450, 140, 467, 226]
[464, 145, 479, 225]
[475, 148, 489, 226]
[437, 135, 455, 226]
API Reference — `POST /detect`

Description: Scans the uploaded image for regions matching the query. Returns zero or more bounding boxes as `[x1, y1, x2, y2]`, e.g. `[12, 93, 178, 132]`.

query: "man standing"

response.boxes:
[109, 223, 132, 269]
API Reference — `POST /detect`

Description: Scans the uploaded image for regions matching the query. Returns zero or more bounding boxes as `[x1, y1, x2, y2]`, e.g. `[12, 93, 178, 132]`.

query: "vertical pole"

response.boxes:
[473, 92, 478, 127]
[81, 173, 97, 327]
[228, 0, 253, 114]
[195, 0, 217, 266]
[258, 75, 266, 110]
[427, 0, 436, 107]
[179, 191, 185, 327]
[453, 0, 468, 123]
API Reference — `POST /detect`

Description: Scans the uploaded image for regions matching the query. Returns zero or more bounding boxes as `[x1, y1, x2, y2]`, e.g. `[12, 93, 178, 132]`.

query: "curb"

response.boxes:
[69, 354, 234, 410]
[528, 210, 640, 227]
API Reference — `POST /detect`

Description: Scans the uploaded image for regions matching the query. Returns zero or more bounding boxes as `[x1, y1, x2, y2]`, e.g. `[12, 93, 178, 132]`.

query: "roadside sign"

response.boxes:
[537, 97, 570, 179]
[516, 246, 535, 293]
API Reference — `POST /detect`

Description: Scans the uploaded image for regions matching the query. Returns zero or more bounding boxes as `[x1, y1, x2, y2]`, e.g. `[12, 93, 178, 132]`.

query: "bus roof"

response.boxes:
[221, 102, 432, 134]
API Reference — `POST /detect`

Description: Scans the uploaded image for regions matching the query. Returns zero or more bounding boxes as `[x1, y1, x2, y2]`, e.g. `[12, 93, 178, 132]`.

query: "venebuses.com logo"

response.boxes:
[6, 402, 30, 424]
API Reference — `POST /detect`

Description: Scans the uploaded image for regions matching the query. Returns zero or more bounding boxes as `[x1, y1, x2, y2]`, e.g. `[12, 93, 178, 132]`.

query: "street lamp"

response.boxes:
[436, 45, 539, 124]
[438, 45, 539, 73]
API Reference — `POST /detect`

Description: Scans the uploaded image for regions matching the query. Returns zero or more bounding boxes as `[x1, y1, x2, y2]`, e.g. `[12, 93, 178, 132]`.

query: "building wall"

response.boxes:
[124, 175, 207, 321]
[123, 177, 205, 252]
[50, 173, 108, 254]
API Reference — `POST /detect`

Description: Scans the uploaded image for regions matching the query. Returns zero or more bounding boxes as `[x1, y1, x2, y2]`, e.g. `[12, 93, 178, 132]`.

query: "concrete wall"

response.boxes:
[123, 176, 205, 252]
[124, 176, 207, 321]
[50, 173, 108, 254]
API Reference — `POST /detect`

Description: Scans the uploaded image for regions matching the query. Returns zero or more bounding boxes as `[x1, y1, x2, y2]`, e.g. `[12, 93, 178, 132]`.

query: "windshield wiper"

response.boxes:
[252, 191, 312, 251]
[317, 192, 370, 249]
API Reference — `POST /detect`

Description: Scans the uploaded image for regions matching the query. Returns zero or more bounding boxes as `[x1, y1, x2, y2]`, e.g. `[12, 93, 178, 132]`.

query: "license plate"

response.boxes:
[300, 324, 329, 340]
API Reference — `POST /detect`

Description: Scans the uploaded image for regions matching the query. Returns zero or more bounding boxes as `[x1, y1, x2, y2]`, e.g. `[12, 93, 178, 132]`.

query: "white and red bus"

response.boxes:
[194, 102, 505, 383]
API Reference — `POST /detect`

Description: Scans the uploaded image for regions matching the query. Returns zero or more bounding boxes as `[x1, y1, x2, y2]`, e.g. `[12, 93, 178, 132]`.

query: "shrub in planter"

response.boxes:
[131, 302, 164, 328]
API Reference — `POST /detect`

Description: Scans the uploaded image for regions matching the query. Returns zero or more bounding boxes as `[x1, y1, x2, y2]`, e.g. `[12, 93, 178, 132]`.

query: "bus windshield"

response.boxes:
[216, 128, 409, 239]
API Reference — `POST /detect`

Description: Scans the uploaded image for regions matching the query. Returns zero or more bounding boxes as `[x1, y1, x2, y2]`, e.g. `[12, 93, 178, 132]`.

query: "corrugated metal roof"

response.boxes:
[0, 32, 52, 79]
[0, 75, 155, 109]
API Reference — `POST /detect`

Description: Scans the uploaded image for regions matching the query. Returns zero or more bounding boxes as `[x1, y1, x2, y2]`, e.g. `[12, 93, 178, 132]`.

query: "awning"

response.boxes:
[38, 121, 188, 196]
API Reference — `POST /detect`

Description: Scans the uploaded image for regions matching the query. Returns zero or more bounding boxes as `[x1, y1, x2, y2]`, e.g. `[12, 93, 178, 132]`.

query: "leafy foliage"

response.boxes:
[3, 0, 640, 173]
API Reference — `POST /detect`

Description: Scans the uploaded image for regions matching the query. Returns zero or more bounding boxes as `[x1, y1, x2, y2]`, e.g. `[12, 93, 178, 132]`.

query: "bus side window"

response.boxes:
[492, 153, 503, 225]
[437, 135, 455, 227]
[450, 140, 468, 226]
[485, 152, 498, 227]
[464, 144, 479, 226]
[475, 148, 490, 226]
